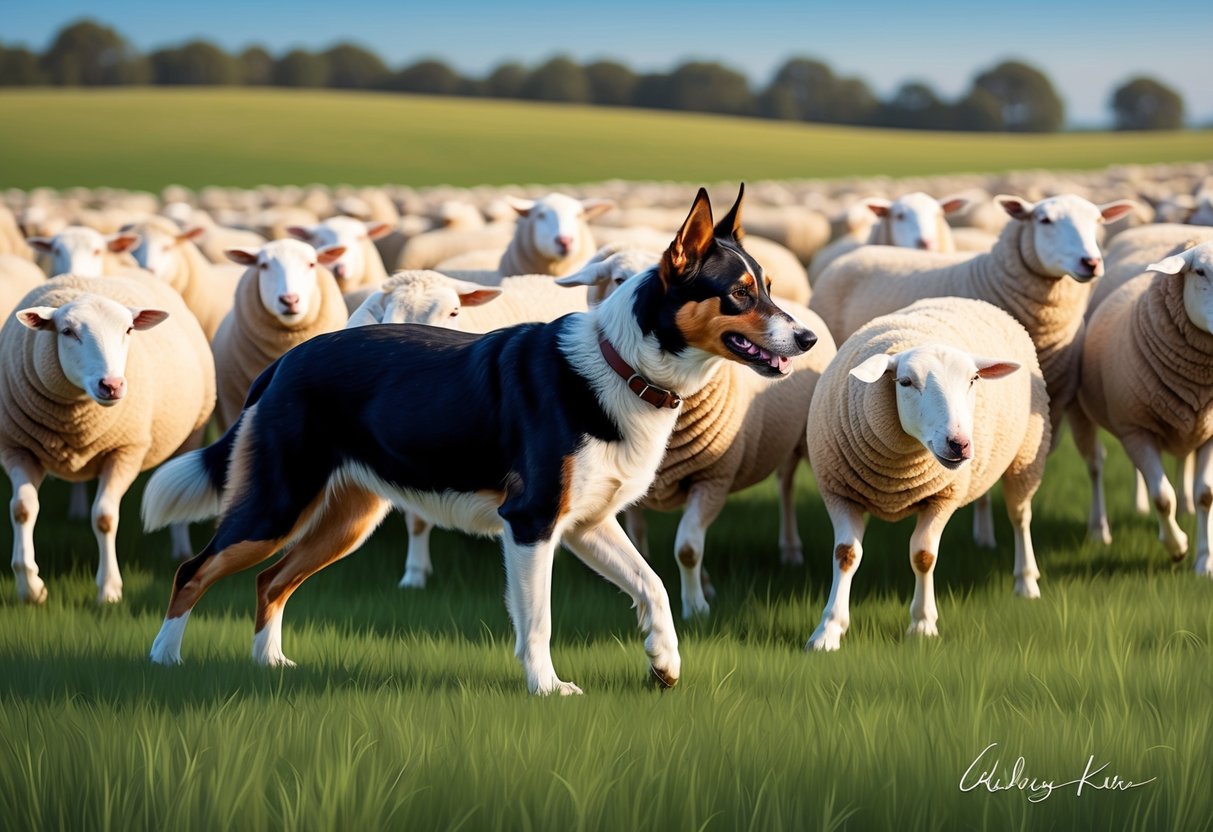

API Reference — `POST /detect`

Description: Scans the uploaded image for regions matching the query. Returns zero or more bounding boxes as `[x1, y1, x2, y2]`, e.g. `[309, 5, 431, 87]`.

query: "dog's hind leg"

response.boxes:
[399, 510, 433, 589]
[252, 483, 390, 666]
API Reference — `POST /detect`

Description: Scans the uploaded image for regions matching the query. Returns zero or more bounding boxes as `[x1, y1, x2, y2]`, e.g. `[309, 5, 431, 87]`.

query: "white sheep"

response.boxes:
[213, 239, 349, 430]
[0, 206, 32, 260]
[1073, 243, 1213, 575]
[286, 216, 393, 297]
[395, 223, 516, 271]
[27, 226, 141, 278]
[0, 255, 45, 316]
[497, 193, 614, 277]
[0, 274, 215, 603]
[806, 298, 1049, 651]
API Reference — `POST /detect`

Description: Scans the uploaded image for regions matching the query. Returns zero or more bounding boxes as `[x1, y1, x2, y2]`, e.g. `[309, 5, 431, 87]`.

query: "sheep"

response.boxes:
[808, 193, 971, 285]
[286, 216, 393, 297]
[1088, 223, 1213, 314]
[0, 206, 32, 260]
[806, 298, 1050, 651]
[1073, 243, 1213, 575]
[344, 270, 589, 588]
[161, 203, 266, 263]
[395, 223, 516, 271]
[0, 255, 45, 316]
[212, 239, 349, 431]
[740, 205, 831, 264]
[122, 216, 245, 342]
[27, 226, 141, 278]
[497, 193, 614, 277]
[0, 273, 214, 603]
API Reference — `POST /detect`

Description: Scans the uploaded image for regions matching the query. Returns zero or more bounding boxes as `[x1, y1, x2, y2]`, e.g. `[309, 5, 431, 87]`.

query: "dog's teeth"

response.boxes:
[747, 345, 758, 355]
[759, 349, 770, 360]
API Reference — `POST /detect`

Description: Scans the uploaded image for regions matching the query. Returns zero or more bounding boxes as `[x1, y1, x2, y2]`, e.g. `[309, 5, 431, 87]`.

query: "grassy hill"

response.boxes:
[0, 88, 1209, 190]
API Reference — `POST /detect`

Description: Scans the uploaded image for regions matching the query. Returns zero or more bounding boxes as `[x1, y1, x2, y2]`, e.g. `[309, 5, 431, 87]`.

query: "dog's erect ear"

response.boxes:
[661, 188, 714, 284]
[714, 183, 745, 242]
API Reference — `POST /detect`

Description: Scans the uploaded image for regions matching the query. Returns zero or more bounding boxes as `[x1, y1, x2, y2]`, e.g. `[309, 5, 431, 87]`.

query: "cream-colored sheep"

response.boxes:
[0, 206, 32, 260]
[1088, 223, 1213, 313]
[287, 216, 392, 296]
[0, 255, 45, 316]
[161, 204, 266, 263]
[1073, 243, 1213, 575]
[0, 274, 214, 603]
[395, 223, 516, 271]
[497, 193, 614, 277]
[212, 240, 348, 430]
[28, 226, 141, 278]
[122, 216, 244, 342]
[741, 205, 831, 264]
[806, 298, 1050, 651]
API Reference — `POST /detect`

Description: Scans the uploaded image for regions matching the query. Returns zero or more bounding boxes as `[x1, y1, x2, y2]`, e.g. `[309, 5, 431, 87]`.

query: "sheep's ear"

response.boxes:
[107, 232, 140, 254]
[176, 226, 206, 243]
[365, 221, 392, 240]
[938, 195, 969, 215]
[850, 353, 895, 383]
[1098, 200, 1139, 224]
[1147, 252, 1192, 275]
[972, 357, 1021, 379]
[995, 195, 1036, 221]
[452, 281, 502, 307]
[555, 261, 612, 287]
[316, 245, 346, 266]
[505, 196, 535, 217]
[714, 183, 745, 242]
[285, 225, 313, 242]
[15, 306, 56, 330]
[129, 308, 169, 331]
[225, 248, 259, 266]
[863, 198, 891, 218]
[661, 188, 714, 284]
[27, 237, 54, 254]
[581, 198, 614, 222]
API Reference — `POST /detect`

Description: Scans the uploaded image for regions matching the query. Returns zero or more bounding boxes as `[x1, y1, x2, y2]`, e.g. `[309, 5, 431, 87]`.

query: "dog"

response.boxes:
[142, 184, 818, 695]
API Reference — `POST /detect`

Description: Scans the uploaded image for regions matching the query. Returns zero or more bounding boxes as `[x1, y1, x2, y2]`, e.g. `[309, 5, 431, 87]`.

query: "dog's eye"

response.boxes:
[732, 288, 749, 300]
[897, 377, 912, 388]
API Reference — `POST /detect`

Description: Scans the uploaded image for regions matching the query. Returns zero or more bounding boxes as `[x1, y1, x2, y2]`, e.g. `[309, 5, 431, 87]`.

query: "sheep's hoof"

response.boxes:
[973, 529, 997, 549]
[19, 580, 48, 605]
[1194, 555, 1212, 578]
[260, 654, 297, 669]
[700, 569, 716, 602]
[1014, 577, 1041, 599]
[535, 680, 583, 697]
[806, 626, 843, 652]
[780, 543, 805, 566]
[97, 584, 123, 605]
[1086, 523, 1112, 546]
[1163, 530, 1189, 561]
[649, 664, 679, 689]
[681, 596, 711, 620]
[398, 569, 429, 589]
[905, 619, 939, 638]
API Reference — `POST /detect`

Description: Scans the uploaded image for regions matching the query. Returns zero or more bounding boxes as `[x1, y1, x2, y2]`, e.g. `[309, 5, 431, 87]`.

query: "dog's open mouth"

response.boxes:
[724, 333, 792, 376]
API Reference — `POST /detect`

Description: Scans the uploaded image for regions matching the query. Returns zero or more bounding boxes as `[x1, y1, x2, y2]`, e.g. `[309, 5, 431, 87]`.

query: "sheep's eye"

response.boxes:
[126, 327, 134, 336]
[309, 262, 316, 268]
[1197, 268, 1207, 277]
[614, 277, 626, 285]
[895, 212, 906, 221]
[897, 377, 913, 388]
[93, 248, 102, 255]
[60, 327, 71, 337]
[971, 374, 979, 385]
[449, 308, 460, 317]
[258, 262, 267, 270]
[1038, 216, 1053, 225]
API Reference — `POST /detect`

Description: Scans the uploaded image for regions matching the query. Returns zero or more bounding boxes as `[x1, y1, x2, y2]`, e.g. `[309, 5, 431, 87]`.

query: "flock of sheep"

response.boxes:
[1, 158, 1211, 653]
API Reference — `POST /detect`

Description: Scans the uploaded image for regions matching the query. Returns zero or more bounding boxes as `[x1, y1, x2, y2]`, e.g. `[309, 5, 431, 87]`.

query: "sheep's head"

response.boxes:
[226, 239, 345, 325]
[864, 192, 968, 251]
[129, 221, 204, 284]
[996, 194, 1137, 281]
[507, 193, 614, 262]
[849, 346, 1020, 470]
[555, 243, 660, 305]
[1148, 242, 1213, 333]
[372, 271, 501, 326]
[28, 226, 140, 278]
[15, 294, 168, 406]
[287, 216, 391, 285]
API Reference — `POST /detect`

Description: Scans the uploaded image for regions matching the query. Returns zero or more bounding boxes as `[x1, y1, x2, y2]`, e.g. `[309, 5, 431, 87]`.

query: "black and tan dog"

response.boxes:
[143, 184, 817, 695]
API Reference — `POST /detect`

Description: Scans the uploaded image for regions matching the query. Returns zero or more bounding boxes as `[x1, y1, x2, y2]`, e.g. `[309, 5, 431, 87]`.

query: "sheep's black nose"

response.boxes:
[947, 437, 971, 458]
[794, 327, 817, 352]
[1081, 256, 1101, 273]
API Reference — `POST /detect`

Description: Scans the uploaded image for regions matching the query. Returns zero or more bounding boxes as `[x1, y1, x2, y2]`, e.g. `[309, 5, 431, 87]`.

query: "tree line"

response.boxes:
[0, 19, 1189, 132]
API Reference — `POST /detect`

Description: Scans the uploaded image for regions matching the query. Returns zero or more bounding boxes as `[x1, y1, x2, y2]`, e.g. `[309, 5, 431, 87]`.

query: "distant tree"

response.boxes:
[323, 43, 389, 89]
[481, 62, 525, 98]
[949, 88, 1004, 132]
[273, 49, 330, 87]
[387, 59, 463, 95]
[1111, 77, 1184, 131]
[970, 60, 1064, 132]
[239, 46, 274, 86]
[40, 19, 149, 85]
[150, 40, 239, 85]
[521, 56, 590, 103]
[639, 61, 753, 116]
[830, 77, 878, 125]
[759, 58, 836, 121]
[874, 81, 949, 129]
[584, 60, 636, 106]
[0, 46, 48, 85]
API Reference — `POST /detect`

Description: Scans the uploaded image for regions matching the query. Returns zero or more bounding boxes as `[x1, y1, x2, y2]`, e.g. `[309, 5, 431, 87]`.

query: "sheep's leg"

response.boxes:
[5, 455, 47, 604]
[399, 510, 433, 589]
[562, 517, 679, 689]
[807, 498, 866, 652]
[1133, 471, 1150, 515]
[502, 528, 579, 696]
[623, 507, 649, 560]
[673, 482, 727, 619]
[1002, 449, 1045, 598]
[169, 524, 193, 561]
[92, 455, 140, 604]
[1192, 442, 1213, 578]
[1178, 452, 1196, 517]
[1070, 407, 1111, 544]
[907, 505, 954, 638]
[776, 453, 804, 565]
[1121, 434, 1187, 560]
[67, 481, 91, 521]
[972, 492, 996, 549]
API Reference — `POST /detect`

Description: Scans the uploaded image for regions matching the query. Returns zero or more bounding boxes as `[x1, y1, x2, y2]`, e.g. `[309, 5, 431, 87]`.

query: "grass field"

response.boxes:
[0, 430, 1210, 830]
[0, 88, 1211, 190]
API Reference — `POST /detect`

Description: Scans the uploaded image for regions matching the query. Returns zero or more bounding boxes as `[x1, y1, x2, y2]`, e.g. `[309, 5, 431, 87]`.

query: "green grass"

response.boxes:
[0, 430, 1210, 830]
[0, 88, 1210, 191]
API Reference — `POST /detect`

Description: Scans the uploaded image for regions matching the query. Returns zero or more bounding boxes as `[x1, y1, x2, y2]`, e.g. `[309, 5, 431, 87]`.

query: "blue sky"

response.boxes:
[6, 0, 1213, 126]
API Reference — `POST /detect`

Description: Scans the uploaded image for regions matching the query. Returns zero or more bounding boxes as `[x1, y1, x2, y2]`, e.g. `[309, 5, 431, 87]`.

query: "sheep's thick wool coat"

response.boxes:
[1089, 224, 1213, 313]
[212, 265, 347, 430]
[0, 207, 32, 260]
[396, 225, 515, 271]
[643, 303, 837, 511]
[0, 274, 214, 480]
[1, 255, 45, 316]
[741, 237, 811, 306]
[498, 219, 596, 278]
[1080, 273, 1213, 457]
[812, 220, 1087, 434]
[808, 298, 1049, 522]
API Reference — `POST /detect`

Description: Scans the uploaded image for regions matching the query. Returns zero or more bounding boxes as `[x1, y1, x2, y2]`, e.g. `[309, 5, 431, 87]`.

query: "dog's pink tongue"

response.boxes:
[777, 355, 791, 374]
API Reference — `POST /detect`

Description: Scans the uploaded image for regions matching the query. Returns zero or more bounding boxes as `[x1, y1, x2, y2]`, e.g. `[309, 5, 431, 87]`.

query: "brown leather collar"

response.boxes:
[599, 336, 682, 410]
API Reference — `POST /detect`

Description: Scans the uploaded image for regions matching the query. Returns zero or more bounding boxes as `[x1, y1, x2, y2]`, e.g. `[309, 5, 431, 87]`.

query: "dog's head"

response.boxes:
[641, 185, 816, 376]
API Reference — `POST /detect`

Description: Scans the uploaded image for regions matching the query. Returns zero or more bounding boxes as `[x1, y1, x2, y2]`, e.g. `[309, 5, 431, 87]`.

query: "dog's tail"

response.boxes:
[142, 360, 279, 531]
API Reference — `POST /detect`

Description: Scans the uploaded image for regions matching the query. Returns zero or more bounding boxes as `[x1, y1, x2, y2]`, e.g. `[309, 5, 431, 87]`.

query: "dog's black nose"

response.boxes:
[794, 327, 817, 352]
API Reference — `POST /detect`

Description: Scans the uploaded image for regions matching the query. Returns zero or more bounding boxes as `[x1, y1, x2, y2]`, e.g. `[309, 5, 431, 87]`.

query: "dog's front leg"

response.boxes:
[502, 527, 581, 696]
